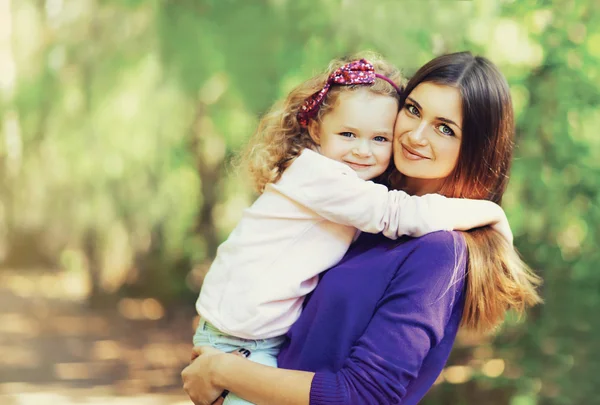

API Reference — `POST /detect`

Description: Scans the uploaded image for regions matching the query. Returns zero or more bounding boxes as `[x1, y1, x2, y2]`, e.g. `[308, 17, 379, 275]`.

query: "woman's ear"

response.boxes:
[307, 120, 321, 145]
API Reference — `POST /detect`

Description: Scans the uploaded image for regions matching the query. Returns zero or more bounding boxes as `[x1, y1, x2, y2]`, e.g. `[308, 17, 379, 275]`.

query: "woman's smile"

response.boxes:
[400, 144, 429, 160]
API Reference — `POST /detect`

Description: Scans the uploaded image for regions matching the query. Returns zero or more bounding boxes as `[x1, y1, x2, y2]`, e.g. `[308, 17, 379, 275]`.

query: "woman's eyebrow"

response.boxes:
[438, 117, 462, 130]
[407, 97, 462, 131]
[406, 97, 422, 110]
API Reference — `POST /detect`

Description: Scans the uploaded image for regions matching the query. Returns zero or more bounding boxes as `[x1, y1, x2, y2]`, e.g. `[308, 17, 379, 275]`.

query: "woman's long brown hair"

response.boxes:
[396, 52, 542, 333]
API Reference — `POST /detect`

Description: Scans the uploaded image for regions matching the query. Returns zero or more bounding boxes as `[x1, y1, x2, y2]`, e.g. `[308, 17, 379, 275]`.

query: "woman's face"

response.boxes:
[393, 82, 463, 195]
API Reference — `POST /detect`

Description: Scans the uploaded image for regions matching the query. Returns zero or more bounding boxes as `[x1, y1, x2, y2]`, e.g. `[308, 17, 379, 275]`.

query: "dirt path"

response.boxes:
[0, 269, 196, 404]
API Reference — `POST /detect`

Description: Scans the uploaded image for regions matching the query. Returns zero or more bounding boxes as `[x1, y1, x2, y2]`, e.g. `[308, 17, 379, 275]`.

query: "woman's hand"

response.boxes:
[181, 346, 227, 405]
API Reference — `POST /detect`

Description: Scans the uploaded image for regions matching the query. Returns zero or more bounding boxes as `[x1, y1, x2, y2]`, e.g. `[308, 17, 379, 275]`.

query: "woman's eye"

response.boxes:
[438, 124, 455, 136]
[405, 104, 420, 117]
[339, 132, 355, 138]
[373, 136, 389, 142]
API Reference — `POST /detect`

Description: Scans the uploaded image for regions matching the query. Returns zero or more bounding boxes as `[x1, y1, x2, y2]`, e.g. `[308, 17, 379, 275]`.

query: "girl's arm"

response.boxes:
[182, 347, 313, 405]
[439, 198, 512, 244]
[275, 150, 512, 243]
[182, 232, 465, 405]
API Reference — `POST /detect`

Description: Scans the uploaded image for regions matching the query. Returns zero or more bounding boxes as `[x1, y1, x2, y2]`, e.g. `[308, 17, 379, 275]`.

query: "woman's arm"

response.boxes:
[183, 232, 466, 405]
[305, 233, 467, 404]
[182, 346, 313, 405]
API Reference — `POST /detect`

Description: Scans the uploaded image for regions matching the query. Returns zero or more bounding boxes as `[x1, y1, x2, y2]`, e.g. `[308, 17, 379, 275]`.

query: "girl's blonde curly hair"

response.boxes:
[237, 51, 405, 193]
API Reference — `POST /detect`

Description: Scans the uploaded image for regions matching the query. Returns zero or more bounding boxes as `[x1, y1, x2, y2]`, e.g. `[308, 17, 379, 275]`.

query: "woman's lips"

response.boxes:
[401, 144, 429, 161]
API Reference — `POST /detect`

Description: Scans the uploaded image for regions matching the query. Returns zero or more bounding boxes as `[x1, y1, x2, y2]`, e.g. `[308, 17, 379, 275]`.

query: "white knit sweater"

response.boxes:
[196, 149, 452, 339]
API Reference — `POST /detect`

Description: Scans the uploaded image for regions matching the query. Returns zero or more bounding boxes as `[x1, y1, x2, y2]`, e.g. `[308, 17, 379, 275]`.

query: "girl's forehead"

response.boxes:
[334, 88, 397, 109]
[332, 90, 397, 115]
[323, 89, 397, 130]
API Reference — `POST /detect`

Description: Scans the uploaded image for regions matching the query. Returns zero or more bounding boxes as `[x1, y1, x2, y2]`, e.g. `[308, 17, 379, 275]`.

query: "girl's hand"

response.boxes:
[182, 346, 227, 405]
[447, 198, 514, 245]
[190, 346, 204, 362]
[490, 208, 513, 246]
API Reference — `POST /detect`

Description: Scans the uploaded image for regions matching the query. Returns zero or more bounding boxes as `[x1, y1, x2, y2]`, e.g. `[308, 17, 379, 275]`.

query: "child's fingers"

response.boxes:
[211, 397, 225, 405]
[190, 351, 199, 362]
[190, 346, 203, 362]
[234, 348, 251, 358]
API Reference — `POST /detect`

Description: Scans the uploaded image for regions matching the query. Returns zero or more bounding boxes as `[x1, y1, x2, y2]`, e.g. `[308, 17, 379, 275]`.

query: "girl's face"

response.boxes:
[393, 82, 463, 195]
[309, 88, 398, 181]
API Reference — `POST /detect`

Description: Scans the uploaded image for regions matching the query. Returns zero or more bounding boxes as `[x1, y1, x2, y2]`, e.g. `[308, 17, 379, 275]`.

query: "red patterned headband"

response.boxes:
[297, 59, 402, 127]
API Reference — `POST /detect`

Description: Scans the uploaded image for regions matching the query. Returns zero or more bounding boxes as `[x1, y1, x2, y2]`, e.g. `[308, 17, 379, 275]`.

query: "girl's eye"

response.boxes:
[373, 136, 389, 142]
[405, 104, 420, 117]
[438, 124, 455, 136]
[339, 132, 355, 138]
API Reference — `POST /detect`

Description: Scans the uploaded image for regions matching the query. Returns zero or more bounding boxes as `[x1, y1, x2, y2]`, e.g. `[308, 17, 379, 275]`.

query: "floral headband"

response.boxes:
[296, 59, 402, 127]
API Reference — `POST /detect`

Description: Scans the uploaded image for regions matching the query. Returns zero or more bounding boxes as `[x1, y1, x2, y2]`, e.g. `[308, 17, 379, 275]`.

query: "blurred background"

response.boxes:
[0, 0, 597, 404]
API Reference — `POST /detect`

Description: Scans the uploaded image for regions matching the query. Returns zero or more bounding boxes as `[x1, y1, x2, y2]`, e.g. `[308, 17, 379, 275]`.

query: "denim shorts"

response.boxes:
[192, 318, 286, 405]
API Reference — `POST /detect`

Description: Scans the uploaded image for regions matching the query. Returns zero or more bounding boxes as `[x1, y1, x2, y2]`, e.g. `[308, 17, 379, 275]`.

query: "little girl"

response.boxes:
[193, 54, 511, 404]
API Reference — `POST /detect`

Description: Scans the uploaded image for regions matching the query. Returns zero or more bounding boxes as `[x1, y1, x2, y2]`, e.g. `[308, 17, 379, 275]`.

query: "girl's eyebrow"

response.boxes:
[341, 125, 392, 137]
[340, 125, 359, 133]
[406, 96, 462, 131]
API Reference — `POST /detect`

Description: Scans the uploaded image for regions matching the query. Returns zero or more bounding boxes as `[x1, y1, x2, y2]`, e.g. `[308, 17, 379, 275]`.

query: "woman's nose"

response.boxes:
[407, 122, 428, 146]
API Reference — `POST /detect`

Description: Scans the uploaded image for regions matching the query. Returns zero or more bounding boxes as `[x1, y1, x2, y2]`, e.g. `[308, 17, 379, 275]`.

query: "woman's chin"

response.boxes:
[394, 161, 429, 178]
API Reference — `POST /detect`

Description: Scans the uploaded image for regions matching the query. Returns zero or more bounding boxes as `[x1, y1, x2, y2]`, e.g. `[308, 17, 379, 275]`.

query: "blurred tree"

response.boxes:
[1, 0, 598, 403]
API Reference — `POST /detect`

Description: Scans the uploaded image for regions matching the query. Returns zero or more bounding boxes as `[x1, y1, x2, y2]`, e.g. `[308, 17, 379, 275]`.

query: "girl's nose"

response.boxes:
[352, 140, 372, 157]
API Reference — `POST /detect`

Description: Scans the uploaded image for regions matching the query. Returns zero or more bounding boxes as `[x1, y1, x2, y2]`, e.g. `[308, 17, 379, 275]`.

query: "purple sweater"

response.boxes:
[278, 231, 467, 405]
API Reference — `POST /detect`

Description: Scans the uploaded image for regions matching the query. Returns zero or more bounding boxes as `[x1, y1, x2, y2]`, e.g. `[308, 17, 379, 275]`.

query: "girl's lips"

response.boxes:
[345, 161, 372, 170]
[401, 144, 428, 160]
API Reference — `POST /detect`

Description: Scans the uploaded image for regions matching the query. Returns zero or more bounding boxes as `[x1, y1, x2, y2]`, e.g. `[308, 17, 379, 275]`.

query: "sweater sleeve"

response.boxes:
[309, 232, 467, 405]
[270, 149, 453, 239]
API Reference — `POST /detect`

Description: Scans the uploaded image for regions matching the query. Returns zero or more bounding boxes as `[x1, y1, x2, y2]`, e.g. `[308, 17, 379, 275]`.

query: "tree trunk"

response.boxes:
[188, 101, 224, 261]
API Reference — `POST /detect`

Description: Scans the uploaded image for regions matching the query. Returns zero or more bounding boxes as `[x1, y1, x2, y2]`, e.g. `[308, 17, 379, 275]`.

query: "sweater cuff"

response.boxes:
[310, 372, 347, 405]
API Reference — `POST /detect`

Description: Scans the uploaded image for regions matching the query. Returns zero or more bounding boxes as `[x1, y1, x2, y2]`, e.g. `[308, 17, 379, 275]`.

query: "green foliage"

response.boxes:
[0, 0, 598, 403]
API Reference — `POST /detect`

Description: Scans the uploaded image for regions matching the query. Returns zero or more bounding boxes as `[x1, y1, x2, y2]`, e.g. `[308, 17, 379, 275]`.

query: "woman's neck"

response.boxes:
[401, 176, 444, 196]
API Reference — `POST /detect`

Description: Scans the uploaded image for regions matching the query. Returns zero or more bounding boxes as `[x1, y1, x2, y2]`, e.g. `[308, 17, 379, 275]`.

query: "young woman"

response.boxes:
[182, 52, 542, 405]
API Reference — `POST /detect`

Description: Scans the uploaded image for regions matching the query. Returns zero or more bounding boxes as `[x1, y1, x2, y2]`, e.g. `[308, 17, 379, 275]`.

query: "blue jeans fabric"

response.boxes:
[193, 318, 285, 405]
